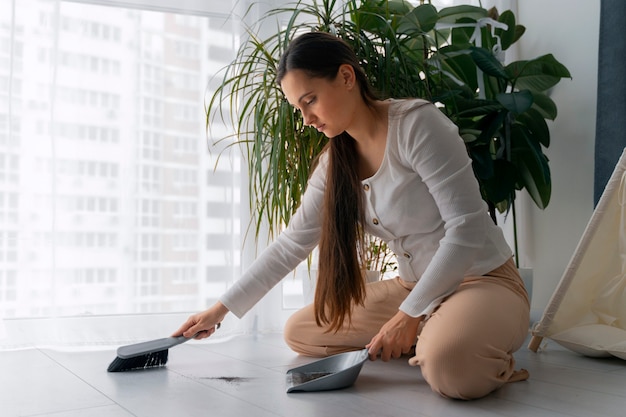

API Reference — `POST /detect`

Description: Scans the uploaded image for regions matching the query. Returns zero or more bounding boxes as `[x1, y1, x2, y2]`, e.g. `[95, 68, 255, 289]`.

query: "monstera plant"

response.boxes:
[421, 5, 571, 262]
[206, 0, 571, 268]
[428, 6, 571, 221]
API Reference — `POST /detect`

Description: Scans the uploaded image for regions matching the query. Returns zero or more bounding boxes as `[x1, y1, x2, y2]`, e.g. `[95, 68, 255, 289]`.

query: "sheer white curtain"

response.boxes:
[0, 0, 307, 350]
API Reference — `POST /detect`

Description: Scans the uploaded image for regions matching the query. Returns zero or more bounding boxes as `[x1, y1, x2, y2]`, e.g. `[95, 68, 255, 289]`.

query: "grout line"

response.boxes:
[36, 348, 139, 417]
[25, 403, 133, 417]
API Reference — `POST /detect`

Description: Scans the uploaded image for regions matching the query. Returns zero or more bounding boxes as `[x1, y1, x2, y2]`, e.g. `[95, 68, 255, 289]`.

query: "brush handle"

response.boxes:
[116, 336, 190, 359]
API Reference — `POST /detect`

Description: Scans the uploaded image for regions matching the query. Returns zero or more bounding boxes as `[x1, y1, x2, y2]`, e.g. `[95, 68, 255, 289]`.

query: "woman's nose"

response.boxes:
[301, 110, 315, 126]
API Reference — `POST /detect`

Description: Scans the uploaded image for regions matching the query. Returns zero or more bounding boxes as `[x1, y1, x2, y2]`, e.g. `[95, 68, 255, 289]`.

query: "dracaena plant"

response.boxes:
[206, 0, 405, 272]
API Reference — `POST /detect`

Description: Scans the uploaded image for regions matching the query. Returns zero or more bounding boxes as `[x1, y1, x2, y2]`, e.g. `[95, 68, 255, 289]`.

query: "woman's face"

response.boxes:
[280, 66, 355, 138]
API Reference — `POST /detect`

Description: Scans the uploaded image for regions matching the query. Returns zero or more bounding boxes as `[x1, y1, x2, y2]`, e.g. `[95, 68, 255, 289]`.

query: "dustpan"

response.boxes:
[285, 348, 369, 393]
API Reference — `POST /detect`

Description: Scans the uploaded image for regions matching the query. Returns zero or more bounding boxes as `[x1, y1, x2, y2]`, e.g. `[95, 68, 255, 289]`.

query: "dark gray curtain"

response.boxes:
[595, 0, 626, 204]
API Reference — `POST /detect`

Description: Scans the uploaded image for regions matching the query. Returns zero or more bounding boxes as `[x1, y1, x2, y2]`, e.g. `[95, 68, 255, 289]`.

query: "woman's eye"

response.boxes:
[305, 97, 316, 105]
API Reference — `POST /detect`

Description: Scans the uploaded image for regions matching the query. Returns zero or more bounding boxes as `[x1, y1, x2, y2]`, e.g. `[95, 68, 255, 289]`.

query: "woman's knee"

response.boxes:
[284, 308, 309, 353]
[283, 306, 328, 356]
[415, 337, 513, 400]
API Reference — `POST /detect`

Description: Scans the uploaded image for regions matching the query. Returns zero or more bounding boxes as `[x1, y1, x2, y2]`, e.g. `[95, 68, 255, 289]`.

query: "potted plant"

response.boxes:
[206, 0, 570, 274]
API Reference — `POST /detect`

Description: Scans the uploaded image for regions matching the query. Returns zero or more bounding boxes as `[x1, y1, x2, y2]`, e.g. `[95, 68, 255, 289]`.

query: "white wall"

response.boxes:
[514, 1, 600, 317]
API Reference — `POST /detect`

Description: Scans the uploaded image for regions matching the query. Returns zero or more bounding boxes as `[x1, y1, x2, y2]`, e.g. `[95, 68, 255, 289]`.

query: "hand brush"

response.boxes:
[107, 324, 219, 372]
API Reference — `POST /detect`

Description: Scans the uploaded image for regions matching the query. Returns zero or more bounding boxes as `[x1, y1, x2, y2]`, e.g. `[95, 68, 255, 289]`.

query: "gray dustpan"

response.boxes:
[286, 348, 369, 393]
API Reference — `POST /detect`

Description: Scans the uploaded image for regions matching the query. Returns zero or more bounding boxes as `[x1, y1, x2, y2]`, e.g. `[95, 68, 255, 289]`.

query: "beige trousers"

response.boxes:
[283, 258, 530, 400]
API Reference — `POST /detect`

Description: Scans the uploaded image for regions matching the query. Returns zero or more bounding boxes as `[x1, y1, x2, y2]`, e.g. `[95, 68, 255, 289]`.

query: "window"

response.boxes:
[0, 0, 242, 323]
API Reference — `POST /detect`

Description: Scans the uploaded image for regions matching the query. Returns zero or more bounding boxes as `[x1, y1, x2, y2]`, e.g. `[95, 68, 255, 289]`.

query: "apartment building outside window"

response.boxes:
[0, 0, 246, 322]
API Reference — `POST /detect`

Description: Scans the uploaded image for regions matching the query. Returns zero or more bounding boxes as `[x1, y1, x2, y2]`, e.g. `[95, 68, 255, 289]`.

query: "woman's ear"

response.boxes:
[338, 64, 356, 89]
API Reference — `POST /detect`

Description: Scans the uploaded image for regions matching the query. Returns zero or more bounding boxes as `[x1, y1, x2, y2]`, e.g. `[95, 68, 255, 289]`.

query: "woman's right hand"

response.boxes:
[172, 301, 229, 340]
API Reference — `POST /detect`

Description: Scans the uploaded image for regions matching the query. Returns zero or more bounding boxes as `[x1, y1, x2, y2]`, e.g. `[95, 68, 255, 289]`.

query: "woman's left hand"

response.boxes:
[366, 311, 423, 361]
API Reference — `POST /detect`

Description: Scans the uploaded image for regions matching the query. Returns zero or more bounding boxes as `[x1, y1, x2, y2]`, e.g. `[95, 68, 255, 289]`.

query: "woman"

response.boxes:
[173, 32, 530, 400]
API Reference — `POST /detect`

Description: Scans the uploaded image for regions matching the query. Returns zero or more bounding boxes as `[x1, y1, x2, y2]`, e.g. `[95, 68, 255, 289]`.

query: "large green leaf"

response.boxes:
[517, 74, 561, 93]
[432, 46, 479, 91]
[380, 0, 413, 15]
[397, 4, 439, 35]
[495, 10, 525, 50]
[353, 0, 411, 34]
[506, 54, 572, 91]
[515, 108, 550, 147]
[482, 159, 518, 207]
[496, 90, 533, 114]
[437, 5, 488, 23]
[511, 125, 551, 209]
[470, 47, 509, 80]
[352, 9, 394, 37]
[474, 109, 507, 145]
[453, 98, 501, 117]
[530, 92, 558, 120]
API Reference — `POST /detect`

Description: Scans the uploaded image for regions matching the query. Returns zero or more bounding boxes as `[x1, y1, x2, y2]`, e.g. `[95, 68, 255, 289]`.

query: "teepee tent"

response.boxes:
[529, 148, 626, 358]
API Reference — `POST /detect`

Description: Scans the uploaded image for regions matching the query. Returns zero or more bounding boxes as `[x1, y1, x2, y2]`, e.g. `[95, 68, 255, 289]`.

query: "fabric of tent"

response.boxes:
[529, 148, 626, 358]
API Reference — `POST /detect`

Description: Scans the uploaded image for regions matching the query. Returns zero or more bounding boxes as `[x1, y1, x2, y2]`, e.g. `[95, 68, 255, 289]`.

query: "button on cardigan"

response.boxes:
[220, 99, 512, 319]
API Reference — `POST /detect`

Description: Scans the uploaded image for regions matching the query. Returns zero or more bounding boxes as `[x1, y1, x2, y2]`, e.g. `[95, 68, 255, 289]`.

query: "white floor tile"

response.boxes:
[0, 349, 112, 416]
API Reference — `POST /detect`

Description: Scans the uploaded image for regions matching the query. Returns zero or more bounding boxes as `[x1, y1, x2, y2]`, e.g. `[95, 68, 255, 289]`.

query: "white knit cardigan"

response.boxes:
[220, 99, 512, 319]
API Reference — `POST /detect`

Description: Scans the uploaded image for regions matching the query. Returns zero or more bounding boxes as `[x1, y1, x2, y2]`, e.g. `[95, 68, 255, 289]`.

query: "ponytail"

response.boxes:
[315, 133, 366, 332]
[276, 32, 380, 332]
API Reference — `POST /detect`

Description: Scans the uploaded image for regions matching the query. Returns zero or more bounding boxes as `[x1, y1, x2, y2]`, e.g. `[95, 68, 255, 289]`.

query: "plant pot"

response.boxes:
[519, 267, 533, 304]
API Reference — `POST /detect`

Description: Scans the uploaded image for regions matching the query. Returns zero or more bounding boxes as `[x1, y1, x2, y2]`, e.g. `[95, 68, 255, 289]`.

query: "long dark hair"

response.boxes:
[277, 32, 379, 332]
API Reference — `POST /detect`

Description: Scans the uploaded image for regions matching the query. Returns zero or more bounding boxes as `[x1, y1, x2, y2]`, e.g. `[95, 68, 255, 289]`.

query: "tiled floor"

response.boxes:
[3, 332, 626, 417]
